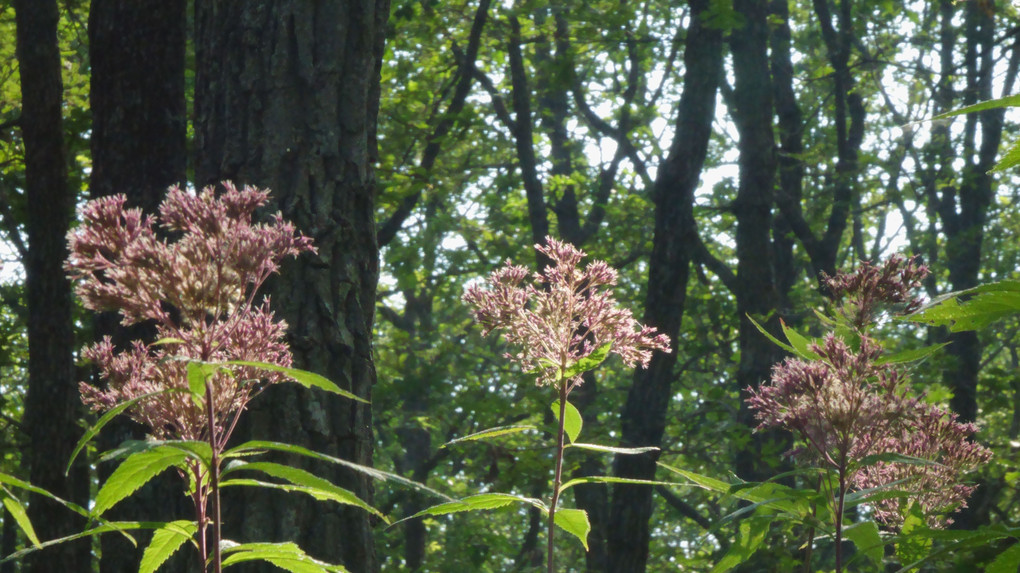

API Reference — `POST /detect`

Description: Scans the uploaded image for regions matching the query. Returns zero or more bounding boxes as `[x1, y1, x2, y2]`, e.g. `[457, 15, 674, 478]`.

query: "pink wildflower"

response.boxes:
[463, 237, 670, 389]
[66, 183, 315, 441]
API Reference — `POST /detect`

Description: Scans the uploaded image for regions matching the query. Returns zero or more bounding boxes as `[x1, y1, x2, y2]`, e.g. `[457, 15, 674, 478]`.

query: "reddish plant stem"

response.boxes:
[546, 381, 569, 573]
[205, 383, 223, 573]
[835, 467, 847, 573]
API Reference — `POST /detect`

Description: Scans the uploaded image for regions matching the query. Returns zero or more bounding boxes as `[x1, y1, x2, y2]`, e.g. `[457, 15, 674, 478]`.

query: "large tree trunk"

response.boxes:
[194, 2, 389, 570]
[14, 0, 90, 570]
[729, 0, 782, 485]
[606, 2, 723, 570]
[87, 1, 189, 569]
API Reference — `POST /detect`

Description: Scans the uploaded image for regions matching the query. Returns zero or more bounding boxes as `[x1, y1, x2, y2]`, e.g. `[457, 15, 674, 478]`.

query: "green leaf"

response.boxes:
[562, 342, 613, 379]
[843, 520, 883, 568]
[2, 495, 40, 548]
[711, 517, 769, 572]
[553, 508, 590, 550]
[139, 520, 197, 573]
[746, 314, 797, 356]
[221, 542, 349, 572]
[67, 389, 183, 474]
[558, 475, 673, 495]
[407, 493, 545, 519]
[895, 503, 932, 567]
[875, 342, 951, 365]
[987, 543, 1020, 573]
[441, 425, 537, 448]
[186, 361, 215, 409]
[223, 360, 368, 404]
[906, 280, 1020, 332]
[565, 443, 659, 455]
[220, 461, 387, 523]
[991, 139, 1020, 173]
[933, 93, 1020, 120]
[551, 400, 582, 444]
[222, 441, 452, 502]
[93, 446, 191, 516]
[779, 319, 820, 360]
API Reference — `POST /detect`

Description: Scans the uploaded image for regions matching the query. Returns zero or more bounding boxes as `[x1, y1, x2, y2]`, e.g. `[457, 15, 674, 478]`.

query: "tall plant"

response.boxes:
[747, 256, 992, 571]
[0, 184, 403, 572]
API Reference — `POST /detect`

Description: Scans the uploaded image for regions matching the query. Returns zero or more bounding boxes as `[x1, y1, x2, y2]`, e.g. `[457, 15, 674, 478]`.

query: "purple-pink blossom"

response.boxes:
[747, 255, 991, 528]
[66, 183, 314, 441]
[463, 236, 670, 388]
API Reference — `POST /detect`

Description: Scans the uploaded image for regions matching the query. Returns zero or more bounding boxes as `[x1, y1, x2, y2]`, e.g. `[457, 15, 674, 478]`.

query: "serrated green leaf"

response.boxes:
[219, 461, 387, 522]
[747, 314, 797, 355]
[2, 495, 39, 548]
[551, 400, 582, 444]
[139, 520, 197, 573]
[186, 361, 214, 409]
[441, 425, 537, 448]
[558, 475, 673, 495]
[906, 280, 1020, 332]
[711, 517, 768, 572]
[410, 493, 545, 518]
[563, 342, 613, 379]
[93, 447, 190, 516]
[933, 93, 1020, 120]
[986, 542, 1020, 573]
[565, 443, 659, 455]
[221, 542, 349, 572]
[779, 319, 820, 360]
[876, 342, 951, 365]
[221, 441, 452, 502]
[553, 508, 590, 550]
[843, 520, 883, 568]
[223, 360, 367, 403]
[67, 389, 183, 475]
[991, 139, 1020, 173]
[895, 503, 932, 566]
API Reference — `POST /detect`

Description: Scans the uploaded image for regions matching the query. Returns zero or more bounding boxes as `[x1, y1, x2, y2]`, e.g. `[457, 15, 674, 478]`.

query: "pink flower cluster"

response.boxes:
[748, 256, 991, 528]
[463, 237, 670, 388]
[66, 183, 315, 441]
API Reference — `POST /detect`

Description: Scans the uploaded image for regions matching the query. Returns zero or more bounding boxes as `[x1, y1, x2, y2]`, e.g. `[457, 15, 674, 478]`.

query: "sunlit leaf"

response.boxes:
[553, 508, 590, 551]
[441, 425, 537, 448]
[93, 446, 191, 516]
[140, 520, 197, 573]
[221, 541, 349, 572]
[223, 360, 368, 403]
[2, 495, 39, 548]
[551, 400, 582, 444]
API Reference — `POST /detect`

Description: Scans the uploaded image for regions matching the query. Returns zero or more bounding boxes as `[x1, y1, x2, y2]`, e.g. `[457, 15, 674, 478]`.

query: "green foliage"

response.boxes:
[139, 521, 198, 573]
[907, 280, 1020, 332]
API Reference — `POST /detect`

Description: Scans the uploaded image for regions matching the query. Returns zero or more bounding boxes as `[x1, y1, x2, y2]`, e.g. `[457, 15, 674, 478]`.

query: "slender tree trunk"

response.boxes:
[194, 2, 390, 570]
[87, 1, 189, 570]
[14, 0, 90, 570]
[606, 2, 723, 570]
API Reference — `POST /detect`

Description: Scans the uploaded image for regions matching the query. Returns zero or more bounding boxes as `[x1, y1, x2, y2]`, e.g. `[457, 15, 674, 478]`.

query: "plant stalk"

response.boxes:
[546, 382, 569, 573]
[205, 384, 223, 573]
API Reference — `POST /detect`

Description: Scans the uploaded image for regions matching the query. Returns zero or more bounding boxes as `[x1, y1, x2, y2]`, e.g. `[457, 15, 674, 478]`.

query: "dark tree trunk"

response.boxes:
[606, 2, 723, 570]
[87, 1, 189, 570]
[14, 0, 90, 570]
[729, 0, 781, 484]
[194, 2, 389, 570]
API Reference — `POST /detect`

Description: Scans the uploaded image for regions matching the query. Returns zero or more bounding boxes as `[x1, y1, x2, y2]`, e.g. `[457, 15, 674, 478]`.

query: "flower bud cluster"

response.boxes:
[748, 256, 990, 527]
[463, 237, 670, 388]
[66, 183, 315, 440]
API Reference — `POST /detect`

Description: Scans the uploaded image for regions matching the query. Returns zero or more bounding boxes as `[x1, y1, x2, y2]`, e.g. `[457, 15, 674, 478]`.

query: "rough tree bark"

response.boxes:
[606, 2, 723, 570]
[14, 0, 90, 570]
[87, 1, 189, 570]
[194, 2, 390, 570]
[729, 0, 782, 485]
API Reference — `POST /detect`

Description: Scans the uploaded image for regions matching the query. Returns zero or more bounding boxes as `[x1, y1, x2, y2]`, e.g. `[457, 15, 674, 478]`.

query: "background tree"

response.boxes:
[13, 0, 89, 570]
[86, 0, 189, 569]
[193, 1, 390, 570]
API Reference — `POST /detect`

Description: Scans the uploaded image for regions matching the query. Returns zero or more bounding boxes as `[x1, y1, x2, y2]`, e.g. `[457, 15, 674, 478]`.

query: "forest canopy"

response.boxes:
[2, 0, 1020, 572]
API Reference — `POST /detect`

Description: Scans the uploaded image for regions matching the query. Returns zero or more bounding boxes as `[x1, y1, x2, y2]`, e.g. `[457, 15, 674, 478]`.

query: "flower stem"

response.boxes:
[835, 468, 847, 573]
[205, 384, 223, 573]
[547, 382, 569, 573]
